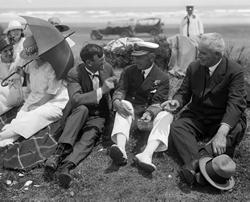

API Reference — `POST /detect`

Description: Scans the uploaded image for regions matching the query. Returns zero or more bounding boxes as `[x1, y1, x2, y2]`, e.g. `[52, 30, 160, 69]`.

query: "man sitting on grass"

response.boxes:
[161, 33, 246, 187]
[109, 41, 173, 170]
[44, 44, 116, 188]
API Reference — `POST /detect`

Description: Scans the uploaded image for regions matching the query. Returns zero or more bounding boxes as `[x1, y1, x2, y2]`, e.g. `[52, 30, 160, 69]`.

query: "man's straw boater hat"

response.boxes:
[20, 36, 39, 60]
[186, 5, 194, 11]
[199, 154, 236, 190]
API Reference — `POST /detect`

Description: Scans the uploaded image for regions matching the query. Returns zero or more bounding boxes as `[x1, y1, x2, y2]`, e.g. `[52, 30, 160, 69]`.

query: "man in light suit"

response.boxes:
[180, 5, 204, 37]
[162, 33, 247, 186]
[109, 41, 172, 167]
[44, 44, 116, 188]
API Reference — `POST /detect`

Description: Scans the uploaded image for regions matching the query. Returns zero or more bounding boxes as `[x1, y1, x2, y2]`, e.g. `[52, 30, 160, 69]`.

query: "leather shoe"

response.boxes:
[134, 153, 156, 173]
[43, 154, 61, 181]
[109, 144, 127, 166]
[180, 159, 199, 186]
[195, 172, 208, 186]
[57, 161, 75, 189]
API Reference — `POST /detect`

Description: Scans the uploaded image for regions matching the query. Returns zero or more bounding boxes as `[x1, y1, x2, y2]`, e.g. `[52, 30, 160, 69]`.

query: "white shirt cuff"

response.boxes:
[96, 88, 103, 103]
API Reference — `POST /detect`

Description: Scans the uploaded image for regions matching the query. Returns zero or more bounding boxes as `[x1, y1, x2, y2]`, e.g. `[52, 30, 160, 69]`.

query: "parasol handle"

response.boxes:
[64, 31, 75, 39]
[1, 60, 33, 87]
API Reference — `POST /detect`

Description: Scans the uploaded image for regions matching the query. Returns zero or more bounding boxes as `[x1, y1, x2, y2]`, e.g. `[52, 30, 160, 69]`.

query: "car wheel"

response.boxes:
[120, 30, 130, 37]
[150, 29, 159, 36]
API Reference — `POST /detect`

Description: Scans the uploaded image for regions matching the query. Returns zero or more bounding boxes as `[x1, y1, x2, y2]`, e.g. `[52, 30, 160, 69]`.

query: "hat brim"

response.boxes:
[199, 157, 235, 191]
[131, 50, 150, 56]
[20, 50, 39, 60]
[4, 27, 23, 34]
[55, 25, 70, 32]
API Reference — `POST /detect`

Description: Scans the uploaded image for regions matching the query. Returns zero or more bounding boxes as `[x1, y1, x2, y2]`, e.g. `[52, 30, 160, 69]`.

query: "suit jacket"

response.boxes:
[63, 61, 115, 119]
[173, 57, 247, 128]
[113, 63, 169, 117]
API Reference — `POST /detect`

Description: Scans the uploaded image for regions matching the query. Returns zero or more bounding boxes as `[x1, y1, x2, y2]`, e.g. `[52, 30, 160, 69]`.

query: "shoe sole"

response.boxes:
[58, 173, 72, 189]
[180, 168, 195, 186]
[109, 146, 127, 166]
[134, 158, 156, 173]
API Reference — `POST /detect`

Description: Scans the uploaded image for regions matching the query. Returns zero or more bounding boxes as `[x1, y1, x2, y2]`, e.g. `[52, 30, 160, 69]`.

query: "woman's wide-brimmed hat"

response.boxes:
[20, 36, 39, 60]
[4, 20, 24, 34]
[199, 154, 236, 190]
[48, 17, 70, 32]
[0, 36, 12, 52]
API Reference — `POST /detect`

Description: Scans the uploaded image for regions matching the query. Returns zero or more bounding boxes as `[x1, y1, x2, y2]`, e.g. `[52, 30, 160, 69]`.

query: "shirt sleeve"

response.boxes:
[96, 87, 103, 103]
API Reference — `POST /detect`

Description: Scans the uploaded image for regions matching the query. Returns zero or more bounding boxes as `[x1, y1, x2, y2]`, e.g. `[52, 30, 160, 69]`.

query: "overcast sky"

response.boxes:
[1, 0, 250, 8]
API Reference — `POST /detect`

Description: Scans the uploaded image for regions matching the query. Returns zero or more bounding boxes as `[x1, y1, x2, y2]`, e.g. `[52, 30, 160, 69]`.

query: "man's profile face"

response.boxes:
[88, 54, 105, 72]
[0, 45, 14, 63]
[198, 43, 219, 67]
[133, 53, 153, 70]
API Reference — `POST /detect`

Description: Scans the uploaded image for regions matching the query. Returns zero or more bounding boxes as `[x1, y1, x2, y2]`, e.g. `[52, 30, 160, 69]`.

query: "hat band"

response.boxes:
[206, 160, 229, 184]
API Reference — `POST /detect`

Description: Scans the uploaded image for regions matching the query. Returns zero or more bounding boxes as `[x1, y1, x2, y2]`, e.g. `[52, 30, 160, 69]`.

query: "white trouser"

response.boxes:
[111, 100, 134, 143]
[147, 111, 173, 152]
[111, 100, 173, 152]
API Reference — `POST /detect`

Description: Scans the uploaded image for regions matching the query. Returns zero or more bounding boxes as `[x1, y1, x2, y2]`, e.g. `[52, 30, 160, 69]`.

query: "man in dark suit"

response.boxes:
[162, 33, 247, 186]
[44, 44, 116, 188]
[109, 41, 170, 166]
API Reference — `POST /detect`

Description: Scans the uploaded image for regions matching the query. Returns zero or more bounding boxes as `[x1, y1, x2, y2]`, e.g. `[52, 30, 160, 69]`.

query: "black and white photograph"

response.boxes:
[0, 0, 249, 201]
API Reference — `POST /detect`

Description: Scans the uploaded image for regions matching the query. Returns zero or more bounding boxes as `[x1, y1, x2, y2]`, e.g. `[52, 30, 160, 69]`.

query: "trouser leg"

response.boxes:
[63, 116, 105, 166]
[170, 117, 205, 165]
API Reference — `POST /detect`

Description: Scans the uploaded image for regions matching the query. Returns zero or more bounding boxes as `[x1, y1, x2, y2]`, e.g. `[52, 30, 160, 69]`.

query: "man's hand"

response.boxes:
[113, 99, 133, 118]
[140, 111, 152, 122]
[101, 77, 116, 94]
[161, 99, 180, 112]
[207, 124, 229, 156]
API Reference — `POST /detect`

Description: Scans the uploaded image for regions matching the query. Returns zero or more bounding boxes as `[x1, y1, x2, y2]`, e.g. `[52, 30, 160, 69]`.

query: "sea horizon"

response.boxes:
[1, 5, 250, 25]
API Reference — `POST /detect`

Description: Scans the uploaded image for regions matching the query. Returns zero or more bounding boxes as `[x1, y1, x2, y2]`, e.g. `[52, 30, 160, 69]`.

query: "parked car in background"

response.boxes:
[90, 22, 134, 40]
[134, 17, 164, 36]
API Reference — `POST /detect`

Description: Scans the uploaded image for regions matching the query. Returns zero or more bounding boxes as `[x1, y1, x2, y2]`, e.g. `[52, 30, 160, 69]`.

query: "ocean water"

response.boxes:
[1, 6, 250, 25]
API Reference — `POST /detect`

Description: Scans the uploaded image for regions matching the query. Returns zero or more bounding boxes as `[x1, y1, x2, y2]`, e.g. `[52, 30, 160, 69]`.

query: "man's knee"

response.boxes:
[228, 121, 246, 147]
[74, 105, 89, 116]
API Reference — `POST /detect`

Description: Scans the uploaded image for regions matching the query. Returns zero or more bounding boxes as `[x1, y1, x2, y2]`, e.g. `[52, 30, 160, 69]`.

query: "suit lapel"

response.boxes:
[203, 57, 227, 97]
[81, 65, 94, 91]
[141, 64, 157, 89]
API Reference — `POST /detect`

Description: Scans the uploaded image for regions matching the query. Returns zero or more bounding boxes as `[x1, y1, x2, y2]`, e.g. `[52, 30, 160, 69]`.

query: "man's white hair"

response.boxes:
[200, 33, 225, 55]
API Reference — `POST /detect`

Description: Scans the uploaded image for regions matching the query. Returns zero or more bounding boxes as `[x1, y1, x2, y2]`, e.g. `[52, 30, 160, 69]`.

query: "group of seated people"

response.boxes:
[0, 19, 246, 192]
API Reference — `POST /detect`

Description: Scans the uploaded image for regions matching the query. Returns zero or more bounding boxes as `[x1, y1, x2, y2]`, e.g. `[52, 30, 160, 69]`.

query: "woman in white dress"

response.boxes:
[0, 36, 24, 115]
[0, 35, 69, 146]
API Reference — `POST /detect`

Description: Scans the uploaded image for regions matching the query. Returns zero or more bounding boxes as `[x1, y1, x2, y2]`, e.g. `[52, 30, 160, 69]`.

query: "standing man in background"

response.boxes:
[180, 5, 204, 37]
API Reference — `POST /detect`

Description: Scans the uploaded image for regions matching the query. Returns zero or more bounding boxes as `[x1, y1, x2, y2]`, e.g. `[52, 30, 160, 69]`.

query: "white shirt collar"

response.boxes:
[143, 63, 154, 78]
[85, 67, 99, 77]
[208, 58, 222, 76]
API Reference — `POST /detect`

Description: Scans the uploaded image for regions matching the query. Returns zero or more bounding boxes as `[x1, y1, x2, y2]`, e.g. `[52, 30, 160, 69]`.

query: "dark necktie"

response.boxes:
[88, 73, 100, 90]
[141, 70, 145, 81]
[205, 67, 210, 85]
[187, 17, 190, 37]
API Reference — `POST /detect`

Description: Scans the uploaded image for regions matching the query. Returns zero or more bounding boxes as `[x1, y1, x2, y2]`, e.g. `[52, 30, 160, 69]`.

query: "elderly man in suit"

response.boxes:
[109, 41, 172, 167]
[44, 44, 116, 188]
[162, 33, 246, 186]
